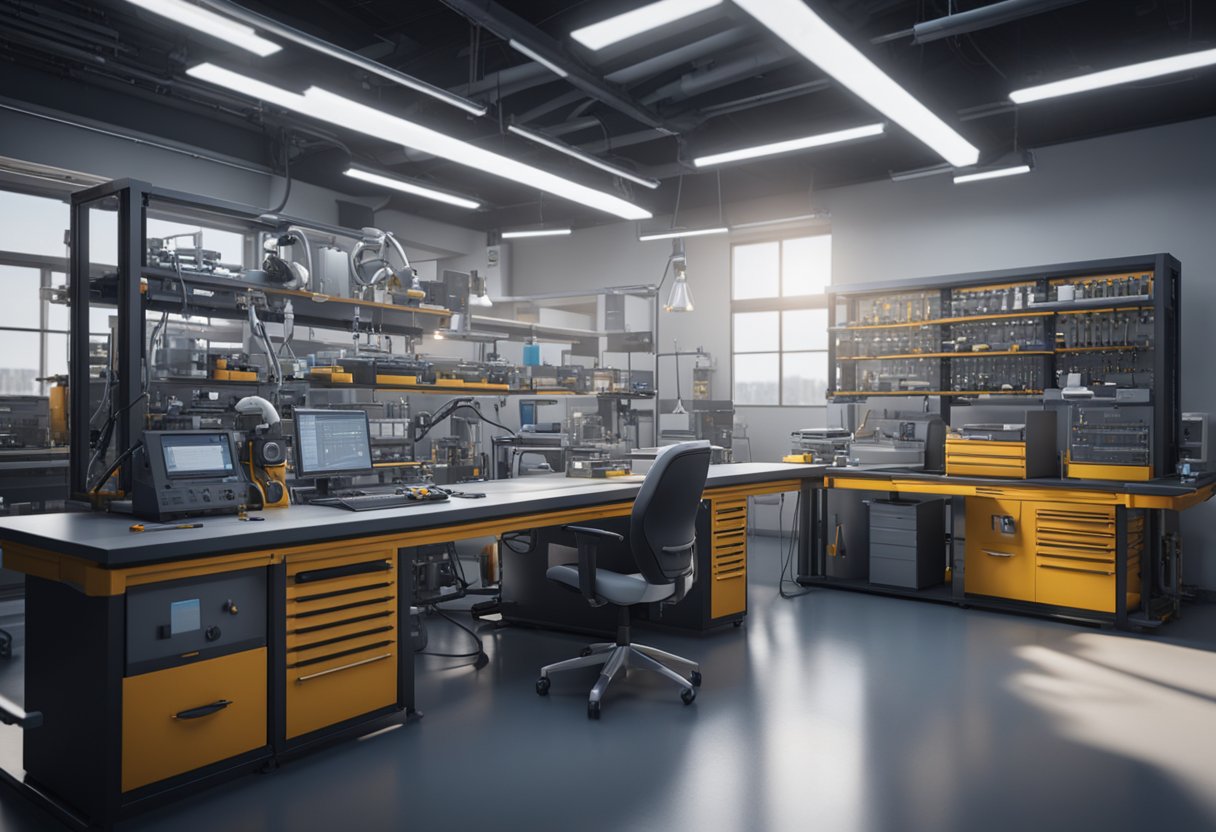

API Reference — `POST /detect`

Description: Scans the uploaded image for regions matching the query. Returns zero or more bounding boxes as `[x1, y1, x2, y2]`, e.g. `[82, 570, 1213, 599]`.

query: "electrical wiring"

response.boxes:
[777, 492, 813, 599]
[417, 604, 488, 667]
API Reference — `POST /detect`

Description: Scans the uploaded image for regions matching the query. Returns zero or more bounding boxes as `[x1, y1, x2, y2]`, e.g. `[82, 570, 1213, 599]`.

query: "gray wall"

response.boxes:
[514, 115, 1216, 587]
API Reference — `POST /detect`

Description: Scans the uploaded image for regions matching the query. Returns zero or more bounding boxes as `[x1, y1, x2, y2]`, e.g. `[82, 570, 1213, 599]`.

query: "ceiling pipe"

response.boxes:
[694, 79, 831, 119]
[448, 61, 551, 96]
[440, 0, 679, 133]
[604, 29, 753, 85]
[872, 0, 1090, 45]
[640, 47, 792, 104]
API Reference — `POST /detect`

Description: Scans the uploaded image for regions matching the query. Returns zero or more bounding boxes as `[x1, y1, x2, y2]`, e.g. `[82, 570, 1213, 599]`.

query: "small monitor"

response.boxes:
[160, 432, 237, 478]
[293, 409, 373, 477]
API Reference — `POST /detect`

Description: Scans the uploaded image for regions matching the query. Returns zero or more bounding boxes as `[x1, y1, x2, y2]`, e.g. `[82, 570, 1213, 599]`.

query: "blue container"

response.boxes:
[522, 341, 541, 366]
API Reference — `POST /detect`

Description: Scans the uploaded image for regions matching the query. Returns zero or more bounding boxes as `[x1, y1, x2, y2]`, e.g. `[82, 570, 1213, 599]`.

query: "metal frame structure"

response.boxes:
[67, 178, 453, 500]
[825, 253, 1181, 476]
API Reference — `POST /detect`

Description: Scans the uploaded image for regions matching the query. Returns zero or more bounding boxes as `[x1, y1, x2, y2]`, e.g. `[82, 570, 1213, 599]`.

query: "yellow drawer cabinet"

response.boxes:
[964, 497, 1035, 602]
[709, 498, 748, 620]
[966, 499, 1144, 613]
[122, 648, 267, 793]
[1029, 504, 1142, 613]
[284, 545, 400, 740]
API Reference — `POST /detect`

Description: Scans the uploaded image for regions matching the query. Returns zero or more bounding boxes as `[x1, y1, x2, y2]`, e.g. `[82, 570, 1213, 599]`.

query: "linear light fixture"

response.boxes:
[508, 124, 661, 189]
[733, 0, 979, 168]
[693, 123, 885, 167]
[730, 211, 830, 231]
[195, 0, 487, 116]
[638, 227, 729, 242]
[123, 0, 280, 56]
[953, 164, 1032, 184]
[889, 162, 954, 182]
[571, 0, 724, 51]
[1009, 47, 1216, 103]
[186, 64, 652, 220]
[501, 228, 573, 239]
[508, 39, 569, 78]
[344, 167, 481, 210]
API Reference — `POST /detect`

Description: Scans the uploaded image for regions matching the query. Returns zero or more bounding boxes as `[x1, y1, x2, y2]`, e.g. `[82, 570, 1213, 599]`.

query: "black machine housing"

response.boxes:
[132, 431, 249, 520]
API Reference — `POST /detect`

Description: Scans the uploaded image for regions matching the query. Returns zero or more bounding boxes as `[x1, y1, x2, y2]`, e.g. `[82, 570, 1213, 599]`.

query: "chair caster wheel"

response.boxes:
[579, 647, 593, 657]
[587, 701, 601, 720]
[690, 671, 702, 688]
[535, 677, 550, 696]
[681, 687, 696, 706]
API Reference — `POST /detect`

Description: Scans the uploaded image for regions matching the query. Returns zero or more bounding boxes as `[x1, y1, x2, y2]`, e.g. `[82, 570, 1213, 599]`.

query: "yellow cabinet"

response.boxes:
[122, 648, 267, 793]
[285, 545, 399, 740]
[964, 497, 1035, 602]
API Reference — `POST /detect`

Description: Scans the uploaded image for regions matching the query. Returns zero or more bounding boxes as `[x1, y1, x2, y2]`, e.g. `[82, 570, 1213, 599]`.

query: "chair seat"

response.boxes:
[546, 564, 675, 606]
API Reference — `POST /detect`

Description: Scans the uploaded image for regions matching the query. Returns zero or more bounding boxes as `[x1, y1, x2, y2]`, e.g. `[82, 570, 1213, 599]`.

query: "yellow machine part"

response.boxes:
[1067, 460, 1153, 482]
[782, 453, 818, 464]
[49, 383, 68, 445]
[310, 367, 353, 384]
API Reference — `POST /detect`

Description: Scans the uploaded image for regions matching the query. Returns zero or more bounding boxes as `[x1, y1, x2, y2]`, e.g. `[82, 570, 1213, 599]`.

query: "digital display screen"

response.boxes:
[161, 433, 235, 478]
[170, 598, 201, 635]
[294, 410, 373, 476]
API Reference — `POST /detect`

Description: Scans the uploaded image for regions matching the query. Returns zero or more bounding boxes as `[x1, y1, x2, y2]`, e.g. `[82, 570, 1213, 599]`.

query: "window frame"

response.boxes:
[730, 230, 832, 408]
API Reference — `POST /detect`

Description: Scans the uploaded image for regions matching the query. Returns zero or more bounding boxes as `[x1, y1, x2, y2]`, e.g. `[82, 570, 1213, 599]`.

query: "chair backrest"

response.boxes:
[630, 440, 712, 585]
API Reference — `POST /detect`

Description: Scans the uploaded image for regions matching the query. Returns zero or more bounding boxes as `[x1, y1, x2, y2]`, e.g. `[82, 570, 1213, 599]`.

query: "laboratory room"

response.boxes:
[0, 1, 1215, 830]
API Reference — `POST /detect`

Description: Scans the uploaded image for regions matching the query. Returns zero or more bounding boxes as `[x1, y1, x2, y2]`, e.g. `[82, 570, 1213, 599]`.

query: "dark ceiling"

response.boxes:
[1, 0, 1214, 231]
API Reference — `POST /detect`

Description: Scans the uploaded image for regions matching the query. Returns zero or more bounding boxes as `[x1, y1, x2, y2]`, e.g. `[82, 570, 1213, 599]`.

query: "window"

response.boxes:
[731, 234, 831, 406]
[0, 190, 71, 396]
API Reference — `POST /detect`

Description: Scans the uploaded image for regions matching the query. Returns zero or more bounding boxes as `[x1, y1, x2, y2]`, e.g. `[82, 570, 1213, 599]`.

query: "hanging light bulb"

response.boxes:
[664, 239, 695, 313]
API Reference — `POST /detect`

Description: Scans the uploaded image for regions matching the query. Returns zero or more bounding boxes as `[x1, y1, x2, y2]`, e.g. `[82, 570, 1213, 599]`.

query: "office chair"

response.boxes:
[535, 440, 711, 719]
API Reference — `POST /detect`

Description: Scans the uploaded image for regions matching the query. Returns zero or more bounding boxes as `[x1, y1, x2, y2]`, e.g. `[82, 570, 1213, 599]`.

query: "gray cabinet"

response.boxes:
[869, 499, 945, 589]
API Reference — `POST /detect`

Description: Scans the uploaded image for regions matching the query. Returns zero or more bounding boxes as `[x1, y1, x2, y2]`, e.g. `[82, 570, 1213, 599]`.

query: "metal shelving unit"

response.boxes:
[827, 254, 1180, 476]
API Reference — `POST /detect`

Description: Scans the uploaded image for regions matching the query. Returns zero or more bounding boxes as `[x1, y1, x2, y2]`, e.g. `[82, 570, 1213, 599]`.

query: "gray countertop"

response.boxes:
[0, 463, 823, 568]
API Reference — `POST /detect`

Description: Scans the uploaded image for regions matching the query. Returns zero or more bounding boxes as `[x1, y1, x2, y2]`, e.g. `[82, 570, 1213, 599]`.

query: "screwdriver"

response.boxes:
[129, 522, 204, 533]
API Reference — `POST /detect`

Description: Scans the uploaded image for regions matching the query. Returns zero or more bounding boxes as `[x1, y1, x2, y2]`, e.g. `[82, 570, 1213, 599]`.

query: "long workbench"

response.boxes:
[0, 463, 822, 829]
[803, 466, 1215, 629]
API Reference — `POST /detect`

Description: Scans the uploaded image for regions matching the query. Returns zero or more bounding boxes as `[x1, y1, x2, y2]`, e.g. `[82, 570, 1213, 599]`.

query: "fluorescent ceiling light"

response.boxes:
[693, 123, 885, 167]
[501, 228, 573, 239]
[730, 211, 830, 231]
[123, 0, 280, 56]
[508, 124, 660, 189]
[1009, 47, 1216, 103]
[344, 168, 480, 210]
[889, 162, 953, 182]
[508, 39, 569, 78]
[195, 0, 486, 116]
[638, 227, 729, 242]
[733, 0, 979, 168]
[186, 64, 652, 220]
[571, 0, 724, 51]
[953, 164, 1032, 184]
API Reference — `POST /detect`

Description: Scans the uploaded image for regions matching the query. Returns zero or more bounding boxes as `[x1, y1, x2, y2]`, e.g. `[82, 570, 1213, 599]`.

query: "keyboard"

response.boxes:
[312, 488, 450, 512]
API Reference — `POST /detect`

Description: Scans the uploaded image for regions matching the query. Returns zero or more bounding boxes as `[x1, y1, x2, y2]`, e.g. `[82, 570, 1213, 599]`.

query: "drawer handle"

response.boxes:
[297, 652, 392, 683]
[295, 560, 392, 584]
[173, 699, 232, 720]
[983, 550, 1014, 558]
[1040, 563, 1115, 576]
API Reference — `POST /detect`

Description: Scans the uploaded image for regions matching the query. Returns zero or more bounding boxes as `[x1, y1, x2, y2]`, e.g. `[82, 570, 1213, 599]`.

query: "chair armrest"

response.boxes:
[562, 525, 624, 542]
[561, 526, 620, 607]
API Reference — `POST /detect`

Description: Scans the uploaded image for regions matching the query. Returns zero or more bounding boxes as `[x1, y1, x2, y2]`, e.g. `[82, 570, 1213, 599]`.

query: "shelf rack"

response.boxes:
[826, 254, 1180, 476]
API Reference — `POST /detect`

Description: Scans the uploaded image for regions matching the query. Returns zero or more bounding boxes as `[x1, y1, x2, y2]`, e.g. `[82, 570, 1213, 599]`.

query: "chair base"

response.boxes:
[537, 641, 701, 718]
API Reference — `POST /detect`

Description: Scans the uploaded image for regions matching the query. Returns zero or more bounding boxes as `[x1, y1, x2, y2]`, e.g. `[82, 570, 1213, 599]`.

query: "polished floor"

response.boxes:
[2, 538, 1216, 831]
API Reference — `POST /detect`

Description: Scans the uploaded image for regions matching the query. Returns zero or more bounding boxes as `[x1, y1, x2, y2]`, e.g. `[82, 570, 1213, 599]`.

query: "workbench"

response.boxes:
[805, 467, 1215, 629]
[0, 463, 821, 829]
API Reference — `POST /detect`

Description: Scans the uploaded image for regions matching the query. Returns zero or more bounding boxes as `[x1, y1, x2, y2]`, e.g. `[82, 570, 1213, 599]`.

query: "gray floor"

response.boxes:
[3, 538, 1216, 831]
